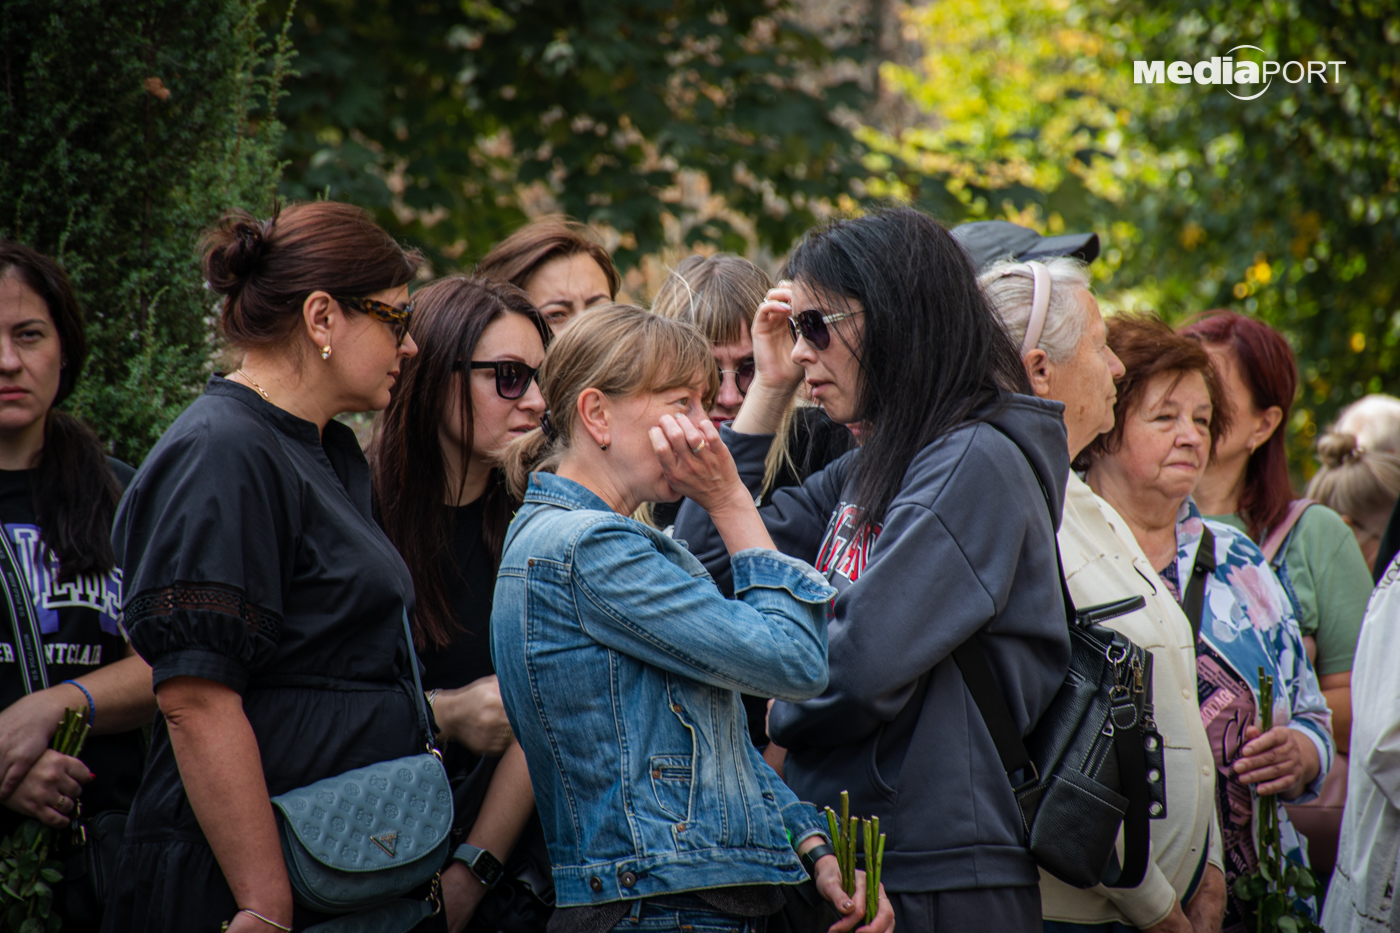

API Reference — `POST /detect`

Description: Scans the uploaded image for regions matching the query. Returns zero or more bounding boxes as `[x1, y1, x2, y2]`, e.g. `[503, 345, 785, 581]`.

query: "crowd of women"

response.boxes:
[1, 200, 1399, 933]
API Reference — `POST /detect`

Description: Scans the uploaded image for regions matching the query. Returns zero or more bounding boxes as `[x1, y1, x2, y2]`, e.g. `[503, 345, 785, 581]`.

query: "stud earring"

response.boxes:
[600, 443, 608, 451]
[321, 345, 332, 360]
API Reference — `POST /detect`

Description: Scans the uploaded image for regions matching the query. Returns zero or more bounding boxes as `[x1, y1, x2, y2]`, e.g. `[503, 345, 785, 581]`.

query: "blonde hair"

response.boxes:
[1306, 431, 1400, 532]
[648, 254, 796, 523]
[499, 304, 719, 500]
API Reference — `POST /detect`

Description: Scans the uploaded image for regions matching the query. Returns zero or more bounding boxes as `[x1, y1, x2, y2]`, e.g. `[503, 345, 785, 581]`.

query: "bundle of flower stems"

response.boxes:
[0, 707, 90, 930]
[823, 791, 886, 923]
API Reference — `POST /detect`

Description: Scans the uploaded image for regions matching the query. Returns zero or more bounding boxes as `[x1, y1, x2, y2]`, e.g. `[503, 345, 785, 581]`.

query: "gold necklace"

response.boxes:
[235, 368, 271, 402]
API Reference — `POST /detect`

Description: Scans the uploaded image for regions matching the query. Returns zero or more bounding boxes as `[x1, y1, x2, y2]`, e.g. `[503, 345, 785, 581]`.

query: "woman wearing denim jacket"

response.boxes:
[492, 304, 894, 933]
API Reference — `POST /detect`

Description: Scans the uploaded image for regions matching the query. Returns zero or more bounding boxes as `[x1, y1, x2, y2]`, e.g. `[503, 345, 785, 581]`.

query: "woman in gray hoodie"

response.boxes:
[675, 207, 1071, 933]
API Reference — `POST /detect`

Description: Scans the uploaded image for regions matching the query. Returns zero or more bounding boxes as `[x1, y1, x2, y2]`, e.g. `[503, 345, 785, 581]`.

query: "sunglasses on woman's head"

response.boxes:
[332, 294, 415, 347]
[787, 309, 862, 351]
[454, 359, 540, 400]
[719, 360, 756, 396]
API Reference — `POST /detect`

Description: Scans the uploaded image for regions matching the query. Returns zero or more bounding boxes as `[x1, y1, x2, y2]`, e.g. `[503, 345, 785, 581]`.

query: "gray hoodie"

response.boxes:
[674, 393, 1071, 893]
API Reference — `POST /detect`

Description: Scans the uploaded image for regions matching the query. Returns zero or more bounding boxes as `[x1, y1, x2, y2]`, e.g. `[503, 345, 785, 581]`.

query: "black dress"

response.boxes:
[416, 497, 554, 932]
[102, 377, 427, 933]
[419, 499, 496, 828]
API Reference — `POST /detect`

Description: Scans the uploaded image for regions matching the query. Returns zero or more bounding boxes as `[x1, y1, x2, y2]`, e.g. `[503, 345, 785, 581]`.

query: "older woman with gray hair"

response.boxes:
[981, 258, 1227, 933]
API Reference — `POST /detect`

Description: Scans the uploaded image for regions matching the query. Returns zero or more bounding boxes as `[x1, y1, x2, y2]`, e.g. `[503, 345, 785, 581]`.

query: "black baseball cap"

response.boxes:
[950, 220, 1100, 272]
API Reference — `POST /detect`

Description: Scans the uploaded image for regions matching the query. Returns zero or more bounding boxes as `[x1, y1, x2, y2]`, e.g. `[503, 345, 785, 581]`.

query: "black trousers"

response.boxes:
[889, 884, 1042, 933]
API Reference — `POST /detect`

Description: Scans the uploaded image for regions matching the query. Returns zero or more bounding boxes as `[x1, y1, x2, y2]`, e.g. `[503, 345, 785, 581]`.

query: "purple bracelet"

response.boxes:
[62, 679, 95, 726]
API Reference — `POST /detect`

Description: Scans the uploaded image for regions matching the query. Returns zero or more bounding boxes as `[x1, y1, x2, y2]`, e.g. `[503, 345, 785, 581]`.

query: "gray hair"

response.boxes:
[1335, 394, 1400, 455]
[979, 256, 1092, 364]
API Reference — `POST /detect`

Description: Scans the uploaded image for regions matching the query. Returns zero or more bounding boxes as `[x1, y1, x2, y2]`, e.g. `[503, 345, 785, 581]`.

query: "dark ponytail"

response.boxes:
[35, 413, 121, 582]
[0, 240, 122, 581]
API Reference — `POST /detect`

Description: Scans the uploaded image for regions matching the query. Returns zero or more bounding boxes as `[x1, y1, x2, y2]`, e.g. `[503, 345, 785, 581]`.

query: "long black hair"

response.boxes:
[372, 277, 551, 650]
[0, 241, 122, 582]
[782, 207, 1030, 530]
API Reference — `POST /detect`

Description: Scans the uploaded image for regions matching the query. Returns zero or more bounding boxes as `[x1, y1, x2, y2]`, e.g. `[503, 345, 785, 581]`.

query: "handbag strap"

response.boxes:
[399, 610, 436, 749]
[1259, 498, 1315, 567]
[949, 429, 1148, 888]
[949, 439, 1068, 798]
[1181, 527, 1216, 642]
[0, 525, 48, 694]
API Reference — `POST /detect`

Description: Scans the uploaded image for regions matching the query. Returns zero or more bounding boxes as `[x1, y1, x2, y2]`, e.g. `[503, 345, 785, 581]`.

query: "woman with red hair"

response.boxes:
[1181, 311, 1367, 879]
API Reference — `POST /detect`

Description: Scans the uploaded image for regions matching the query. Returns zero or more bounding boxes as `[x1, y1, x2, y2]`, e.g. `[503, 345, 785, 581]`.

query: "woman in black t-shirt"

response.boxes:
[0, 242, 156, 917]
[373, 276, 551, 932]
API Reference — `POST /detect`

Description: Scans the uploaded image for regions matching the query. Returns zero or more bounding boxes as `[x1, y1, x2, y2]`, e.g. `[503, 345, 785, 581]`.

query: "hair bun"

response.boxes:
[1317, 431, 1362, 469]
[202, 211, 272, 296]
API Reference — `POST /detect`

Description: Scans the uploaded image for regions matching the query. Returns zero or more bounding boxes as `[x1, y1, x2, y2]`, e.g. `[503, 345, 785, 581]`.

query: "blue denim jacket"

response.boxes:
[491, 474, 837, 907]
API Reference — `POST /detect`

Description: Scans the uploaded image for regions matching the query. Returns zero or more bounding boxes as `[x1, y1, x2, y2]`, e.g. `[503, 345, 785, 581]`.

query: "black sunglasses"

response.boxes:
[718, 360, 756, 396]
[787, 309, 862, 352]
[454, 359, 540, 400]
[332, 294, 415, 347]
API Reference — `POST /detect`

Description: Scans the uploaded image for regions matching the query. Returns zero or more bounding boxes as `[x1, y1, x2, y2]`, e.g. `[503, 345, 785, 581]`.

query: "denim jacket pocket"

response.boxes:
[649, 755, 694, 822]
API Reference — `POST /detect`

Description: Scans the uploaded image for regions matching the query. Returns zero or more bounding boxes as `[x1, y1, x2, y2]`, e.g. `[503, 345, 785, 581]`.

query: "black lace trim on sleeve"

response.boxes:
[125, 581, 283, 642]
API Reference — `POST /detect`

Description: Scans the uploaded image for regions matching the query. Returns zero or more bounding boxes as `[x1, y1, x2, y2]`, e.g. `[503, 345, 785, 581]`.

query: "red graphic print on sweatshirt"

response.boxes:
[814, 504, 881, 584]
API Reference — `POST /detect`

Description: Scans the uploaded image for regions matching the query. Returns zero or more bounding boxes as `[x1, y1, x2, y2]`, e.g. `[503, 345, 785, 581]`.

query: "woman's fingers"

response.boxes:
[1239, 724, 1286, 758]
[827, 872, 866, 933]
[858, 886, 897, 933]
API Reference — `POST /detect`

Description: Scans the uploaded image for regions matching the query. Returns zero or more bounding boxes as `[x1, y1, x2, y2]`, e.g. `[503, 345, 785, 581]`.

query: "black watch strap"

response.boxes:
[452, 843, 505, 889]
[800, 841, 836, 878]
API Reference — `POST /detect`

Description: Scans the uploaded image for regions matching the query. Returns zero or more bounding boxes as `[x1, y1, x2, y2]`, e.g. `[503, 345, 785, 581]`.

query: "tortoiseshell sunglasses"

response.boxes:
[332, 294, 415, 346]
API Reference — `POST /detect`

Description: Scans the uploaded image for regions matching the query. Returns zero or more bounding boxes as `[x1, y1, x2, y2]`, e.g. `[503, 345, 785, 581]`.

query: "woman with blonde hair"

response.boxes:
[1306, 431, 1400, 573]
[491, 304, 892, 933]
[649, 254, 852, 530]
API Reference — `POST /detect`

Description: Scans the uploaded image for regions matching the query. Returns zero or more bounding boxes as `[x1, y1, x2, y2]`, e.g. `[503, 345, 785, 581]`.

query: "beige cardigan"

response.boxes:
[1038, 473, 1223, 928]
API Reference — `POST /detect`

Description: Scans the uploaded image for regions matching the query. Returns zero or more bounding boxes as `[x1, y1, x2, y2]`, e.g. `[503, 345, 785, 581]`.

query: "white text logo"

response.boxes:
[1134, 47, 1345, 100]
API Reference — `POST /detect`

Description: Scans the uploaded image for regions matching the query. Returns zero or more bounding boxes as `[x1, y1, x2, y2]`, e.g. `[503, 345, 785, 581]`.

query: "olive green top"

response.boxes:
[1206, 505, 1369, 675]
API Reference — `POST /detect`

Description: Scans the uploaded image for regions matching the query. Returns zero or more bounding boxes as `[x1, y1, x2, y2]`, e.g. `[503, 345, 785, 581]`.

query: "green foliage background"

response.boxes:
[4, 0, 1398, 475]
[1, 0, 291, 464]
[262, 0, 872, 271]
[865, 0, 1400, 475]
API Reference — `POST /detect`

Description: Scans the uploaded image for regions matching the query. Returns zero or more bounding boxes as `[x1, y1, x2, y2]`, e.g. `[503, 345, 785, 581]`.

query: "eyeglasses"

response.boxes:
[454, 360, 540, 400]
[333, 294, 415, 347]
[787, 309, 862, 351]
[718, 360, 756, 396]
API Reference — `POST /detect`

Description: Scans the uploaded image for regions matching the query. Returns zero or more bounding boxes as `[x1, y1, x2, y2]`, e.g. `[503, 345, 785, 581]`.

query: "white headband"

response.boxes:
[1001, 261, 1052, 358]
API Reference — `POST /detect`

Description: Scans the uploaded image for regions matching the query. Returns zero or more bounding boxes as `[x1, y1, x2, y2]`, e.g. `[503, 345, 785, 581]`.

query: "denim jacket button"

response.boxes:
[670, 703, 682, 713]
[620, 871, 638, 888]
[528, 559, 535, 567]
[589, 876, 603, 892]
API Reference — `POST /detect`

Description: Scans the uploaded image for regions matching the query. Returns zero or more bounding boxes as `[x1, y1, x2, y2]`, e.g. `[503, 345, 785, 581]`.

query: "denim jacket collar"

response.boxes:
[524, 472, 618, 514]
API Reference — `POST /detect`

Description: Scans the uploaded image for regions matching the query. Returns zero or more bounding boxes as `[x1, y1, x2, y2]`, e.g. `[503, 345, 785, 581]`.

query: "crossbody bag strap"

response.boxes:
[1181, 527, 1217, 642]
[0, 526, 48, 694]
[1260, 499, 1315, 567]
[399, 610, 437, 750]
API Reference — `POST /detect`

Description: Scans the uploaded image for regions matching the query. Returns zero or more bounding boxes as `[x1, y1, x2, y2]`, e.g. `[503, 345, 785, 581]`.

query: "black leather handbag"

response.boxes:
[953, 432, 1168, 890]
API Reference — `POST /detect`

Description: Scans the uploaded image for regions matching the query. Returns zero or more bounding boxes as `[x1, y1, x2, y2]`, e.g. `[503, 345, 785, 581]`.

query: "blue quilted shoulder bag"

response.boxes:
[271, 611, 451, 928]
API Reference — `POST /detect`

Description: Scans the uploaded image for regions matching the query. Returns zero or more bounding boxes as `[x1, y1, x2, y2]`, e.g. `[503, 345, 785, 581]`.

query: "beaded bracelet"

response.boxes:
[62, 679, 95, 726]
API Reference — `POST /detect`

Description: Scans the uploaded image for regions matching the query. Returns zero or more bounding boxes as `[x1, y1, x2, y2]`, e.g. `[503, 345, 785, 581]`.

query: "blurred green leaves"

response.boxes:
[264, 0, 872, 271]
[869, 0, 1400, 473]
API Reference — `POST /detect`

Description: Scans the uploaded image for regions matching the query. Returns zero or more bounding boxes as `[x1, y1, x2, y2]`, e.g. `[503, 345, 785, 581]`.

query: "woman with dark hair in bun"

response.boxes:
[0, 241, 156, 926]
[103, 202, 428, 932]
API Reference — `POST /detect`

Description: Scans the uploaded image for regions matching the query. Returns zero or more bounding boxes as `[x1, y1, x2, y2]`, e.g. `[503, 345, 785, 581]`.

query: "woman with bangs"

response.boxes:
[491, 305, 893, 933]
[373, 276, 553, 931]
